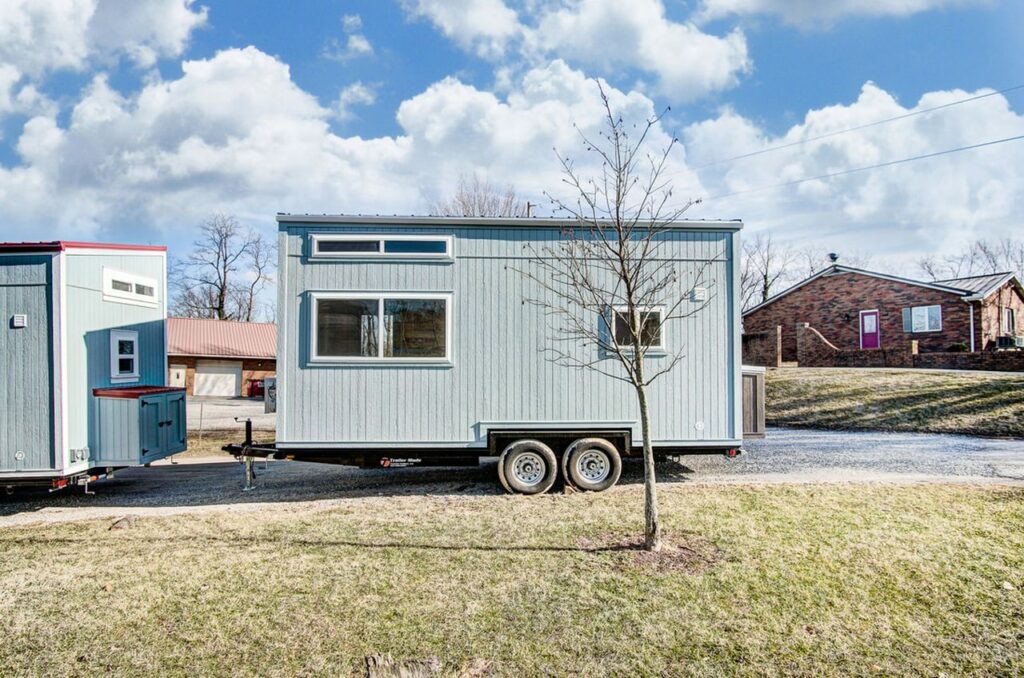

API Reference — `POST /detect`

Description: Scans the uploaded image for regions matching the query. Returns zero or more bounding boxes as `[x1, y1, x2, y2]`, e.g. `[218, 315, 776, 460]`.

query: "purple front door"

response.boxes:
[860, 310, 880, 349]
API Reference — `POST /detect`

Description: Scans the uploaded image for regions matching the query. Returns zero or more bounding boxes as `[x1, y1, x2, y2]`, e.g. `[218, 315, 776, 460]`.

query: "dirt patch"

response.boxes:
[580, 532, 723, 574]
[364, 654, 492, 678]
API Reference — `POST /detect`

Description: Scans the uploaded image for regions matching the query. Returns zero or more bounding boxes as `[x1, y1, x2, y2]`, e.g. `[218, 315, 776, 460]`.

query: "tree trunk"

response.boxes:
[633, 351, 660, 552]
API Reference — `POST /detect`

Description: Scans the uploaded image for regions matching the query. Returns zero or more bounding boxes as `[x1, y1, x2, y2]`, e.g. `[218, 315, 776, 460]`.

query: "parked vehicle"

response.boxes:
[227, 215, 749, 494]
[0, 241, 185, 491]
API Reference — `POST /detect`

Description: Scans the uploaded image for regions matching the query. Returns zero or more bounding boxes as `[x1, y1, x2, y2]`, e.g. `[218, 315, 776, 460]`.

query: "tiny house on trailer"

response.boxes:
[230, 215, 743, 494]
[0, 241, 185, 490]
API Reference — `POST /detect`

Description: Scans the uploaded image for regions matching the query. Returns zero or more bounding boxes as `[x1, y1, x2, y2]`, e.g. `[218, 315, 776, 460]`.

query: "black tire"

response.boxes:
[499, 440, 557, 495]
[565, 438, 622, 492]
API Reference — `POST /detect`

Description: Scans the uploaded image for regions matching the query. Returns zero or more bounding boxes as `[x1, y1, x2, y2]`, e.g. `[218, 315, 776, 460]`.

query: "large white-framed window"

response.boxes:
[904, 304, 942, 333]
[102, 268, 159, 307]
[110, 330, 140, 382]
[609, 306, 665, 352]
[310, 292, 453, 364]
[310, 234, 454, 261]
[1005, 307, 1017, 335]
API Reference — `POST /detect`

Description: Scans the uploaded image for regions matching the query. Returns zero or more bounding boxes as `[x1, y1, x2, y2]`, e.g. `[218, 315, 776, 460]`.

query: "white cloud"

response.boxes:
[526, 0, 750, 99]
[334, 81, 377, 121]
[342, 14, 363, 32]
[0, 0, 207, 77]
[402, 0, 749, 100]
[684, 82, 1024, 259]
[697, 0, 987, 27]
[322, 11, 374, 61]
[402, 0, 522, 58]
[0, 48, 697, 244]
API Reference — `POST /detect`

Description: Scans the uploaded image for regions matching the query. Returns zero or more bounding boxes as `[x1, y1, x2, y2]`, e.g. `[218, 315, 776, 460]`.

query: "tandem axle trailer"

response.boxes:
[224, 419, 745, 495]
[224, 214, 757, 495]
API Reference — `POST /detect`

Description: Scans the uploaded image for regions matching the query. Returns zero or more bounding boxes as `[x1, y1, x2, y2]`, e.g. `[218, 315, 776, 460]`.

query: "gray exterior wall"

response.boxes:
[277, 220, 742, 450]
[0, 255, 55, 472]
[65, 251, 168, 463]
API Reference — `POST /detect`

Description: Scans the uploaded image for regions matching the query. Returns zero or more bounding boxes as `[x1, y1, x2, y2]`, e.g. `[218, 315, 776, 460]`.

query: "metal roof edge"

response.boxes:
[275, 213, 743, 230]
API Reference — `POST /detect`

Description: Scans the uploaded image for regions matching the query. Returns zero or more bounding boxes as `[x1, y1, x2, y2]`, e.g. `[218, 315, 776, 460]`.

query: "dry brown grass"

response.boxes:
[1, 483, 1022, 676]
[766, 368, 1024, 437]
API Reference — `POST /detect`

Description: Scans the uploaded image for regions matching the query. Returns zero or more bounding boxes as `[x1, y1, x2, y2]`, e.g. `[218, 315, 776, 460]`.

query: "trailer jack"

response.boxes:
[239, 418, 256, 492]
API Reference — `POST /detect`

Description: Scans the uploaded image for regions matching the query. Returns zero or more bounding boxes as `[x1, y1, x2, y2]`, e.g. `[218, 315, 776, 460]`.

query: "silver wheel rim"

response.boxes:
[512, 452, 546, 487]
[576, 449, 610, 483]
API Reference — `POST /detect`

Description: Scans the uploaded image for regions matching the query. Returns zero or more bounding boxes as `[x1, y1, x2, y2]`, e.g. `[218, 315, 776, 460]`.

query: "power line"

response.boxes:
[690, 83, 1024, 171]
[701, 133, 1024, 202]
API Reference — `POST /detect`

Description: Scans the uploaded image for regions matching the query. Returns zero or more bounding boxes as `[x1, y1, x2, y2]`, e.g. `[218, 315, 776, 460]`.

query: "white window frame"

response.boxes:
[102, 268, 159, 308]
[310, 234, 454, 261]
[110, 330, 140, 383]
[609, 305, 666, 352]
[910, 304, 942, 333]
[1005, 307, 1016, 335]
[310, 291, 453, 365]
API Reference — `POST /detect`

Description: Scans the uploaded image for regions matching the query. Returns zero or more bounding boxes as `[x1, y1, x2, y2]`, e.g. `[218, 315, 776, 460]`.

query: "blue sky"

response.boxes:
[0, 0, 1022, 269]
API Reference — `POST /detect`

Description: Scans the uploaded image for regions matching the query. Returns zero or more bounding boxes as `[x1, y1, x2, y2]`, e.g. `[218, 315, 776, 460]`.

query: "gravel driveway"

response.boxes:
[187, 397, 275, 431]
[2, 427, 1021, 527]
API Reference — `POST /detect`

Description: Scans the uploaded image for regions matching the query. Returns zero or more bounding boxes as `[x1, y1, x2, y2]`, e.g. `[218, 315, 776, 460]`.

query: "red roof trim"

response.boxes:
[0, 241, 166, 253]
[93, 386, 185, 399]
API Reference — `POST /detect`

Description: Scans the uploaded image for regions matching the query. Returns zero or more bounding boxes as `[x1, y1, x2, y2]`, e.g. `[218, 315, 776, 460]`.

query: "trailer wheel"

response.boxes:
[499, 440, 557, 495]
[564, 438, 621, 492]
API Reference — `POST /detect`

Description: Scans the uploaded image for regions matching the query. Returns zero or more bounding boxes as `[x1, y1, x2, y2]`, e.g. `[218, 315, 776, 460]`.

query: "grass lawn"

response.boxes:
[766, 368, 1024, 437]
[2, 483, 1022, 676]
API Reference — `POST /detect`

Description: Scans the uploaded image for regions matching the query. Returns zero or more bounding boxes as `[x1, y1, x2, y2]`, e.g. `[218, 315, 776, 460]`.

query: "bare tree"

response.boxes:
[432, 173, 530, 217]
[171, 214, 275, 321]
[917, 237, 1024, 282]
[517, 84, 710, 552]
[741, 233, 797, 310]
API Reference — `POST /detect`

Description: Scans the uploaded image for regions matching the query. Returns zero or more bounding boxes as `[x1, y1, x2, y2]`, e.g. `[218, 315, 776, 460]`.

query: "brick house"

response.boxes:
[743, 265, 1024, 362]
[167, 317, 276, 397]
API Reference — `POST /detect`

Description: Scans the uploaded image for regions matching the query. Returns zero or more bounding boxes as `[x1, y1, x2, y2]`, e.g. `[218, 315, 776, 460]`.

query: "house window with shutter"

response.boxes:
[902, 305, 942, 333]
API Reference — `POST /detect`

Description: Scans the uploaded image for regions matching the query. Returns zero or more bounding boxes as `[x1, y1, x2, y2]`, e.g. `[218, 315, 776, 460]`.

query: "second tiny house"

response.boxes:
[0, 241, 185, 489]
[230, 215, 745, 494]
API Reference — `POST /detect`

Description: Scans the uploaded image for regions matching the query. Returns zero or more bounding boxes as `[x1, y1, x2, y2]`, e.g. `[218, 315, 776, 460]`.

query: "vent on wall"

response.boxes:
[10, 314, 27, 328]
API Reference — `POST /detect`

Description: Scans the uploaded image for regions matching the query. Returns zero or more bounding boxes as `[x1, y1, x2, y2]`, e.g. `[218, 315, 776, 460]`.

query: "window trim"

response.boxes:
[310, 234, 454, 261]
[909, 304, 943, 333]
[110, 329, 140, 383]
[102, 268, 159, 307]
[1005, 306, 1016, 335]
[609, 305, 666, 352]
[309, 291, 453, 365]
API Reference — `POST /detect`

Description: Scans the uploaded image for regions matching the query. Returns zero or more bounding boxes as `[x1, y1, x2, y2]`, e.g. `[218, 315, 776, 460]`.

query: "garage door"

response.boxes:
[194, 360, 243, 397]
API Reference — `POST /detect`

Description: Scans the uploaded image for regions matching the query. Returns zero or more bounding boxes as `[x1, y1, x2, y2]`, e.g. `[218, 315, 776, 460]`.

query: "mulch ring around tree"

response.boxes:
[579, 532, 724, 574]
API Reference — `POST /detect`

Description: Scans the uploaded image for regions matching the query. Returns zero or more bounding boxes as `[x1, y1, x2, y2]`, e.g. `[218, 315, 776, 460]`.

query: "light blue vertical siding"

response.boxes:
[0, 255, 54, 471]
[278, 222, 740, 448]
[64, 252, 167, 460]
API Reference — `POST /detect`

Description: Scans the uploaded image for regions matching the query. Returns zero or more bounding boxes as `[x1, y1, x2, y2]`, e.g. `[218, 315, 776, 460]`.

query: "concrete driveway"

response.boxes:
[187, 397, 275, 431]
[1, 427, 1021, 527]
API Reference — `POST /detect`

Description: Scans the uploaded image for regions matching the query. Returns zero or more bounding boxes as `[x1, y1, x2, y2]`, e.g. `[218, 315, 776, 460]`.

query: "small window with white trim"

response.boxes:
[903, 305, 942, 333]
[610, 306, 664, 351]
[311, 292, 451, 363]
[311, 234, 453, 260]
[103, 268, 159, 307]
[1005, 307, 1017, 335]
[110, 330, 140, 382]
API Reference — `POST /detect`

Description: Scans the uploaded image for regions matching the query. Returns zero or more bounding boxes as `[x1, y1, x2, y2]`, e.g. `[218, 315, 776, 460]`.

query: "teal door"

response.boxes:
[139, 395, 164, 458]
[139, 391, 187, 462]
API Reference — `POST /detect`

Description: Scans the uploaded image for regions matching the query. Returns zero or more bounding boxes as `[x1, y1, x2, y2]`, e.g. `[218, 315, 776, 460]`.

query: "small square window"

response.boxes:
[611, 307, 663, 350]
